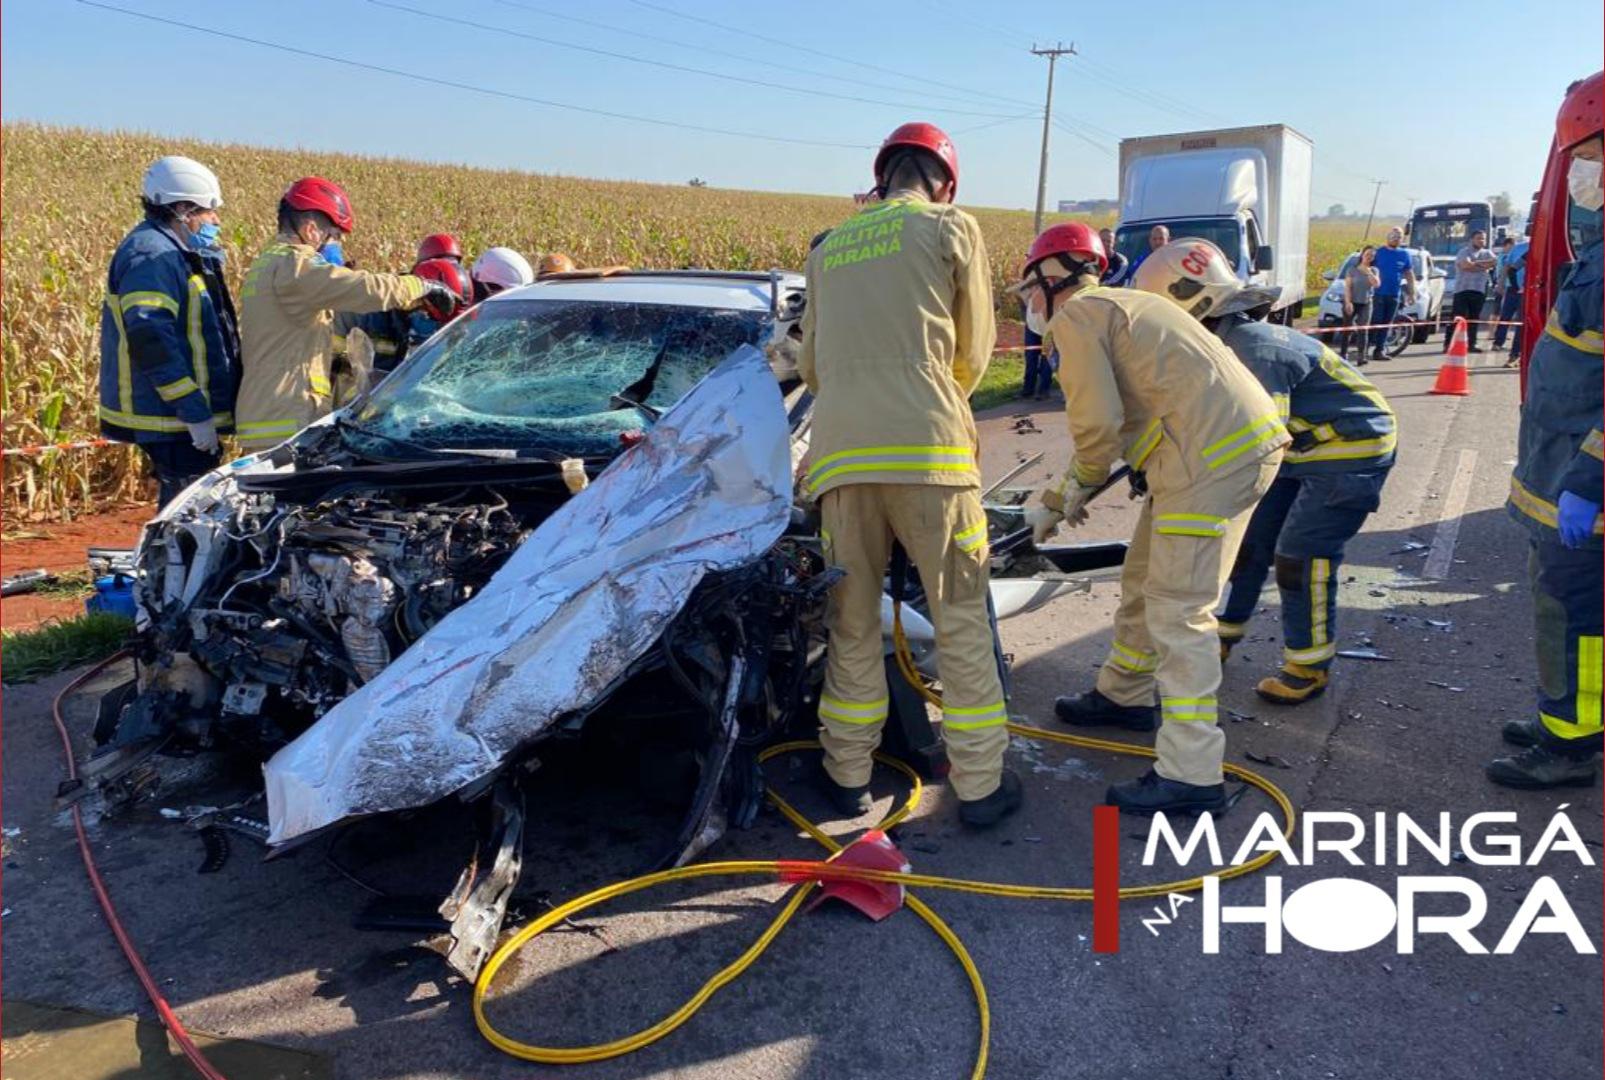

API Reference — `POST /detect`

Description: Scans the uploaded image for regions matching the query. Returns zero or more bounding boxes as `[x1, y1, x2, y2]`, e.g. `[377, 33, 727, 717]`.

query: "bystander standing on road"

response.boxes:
[1099, 226, 1129, 285]
[1494, 232, 1529, 364]
[1367, 227, 1417, 362]
[1340, 244, 1380, 363]
[1447, 228, 1498, 352]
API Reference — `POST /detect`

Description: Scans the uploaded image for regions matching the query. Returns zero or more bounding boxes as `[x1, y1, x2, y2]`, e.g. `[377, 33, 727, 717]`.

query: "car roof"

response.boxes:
[488, 269, 805, 312]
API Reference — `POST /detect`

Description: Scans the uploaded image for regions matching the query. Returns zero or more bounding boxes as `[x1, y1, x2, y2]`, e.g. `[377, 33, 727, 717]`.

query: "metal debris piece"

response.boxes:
[1426, 680, 1467, 692]
[1243, 750, 1292, 769]
[1225, 709, 1257, 723]
[1337, 648, 1393, 661]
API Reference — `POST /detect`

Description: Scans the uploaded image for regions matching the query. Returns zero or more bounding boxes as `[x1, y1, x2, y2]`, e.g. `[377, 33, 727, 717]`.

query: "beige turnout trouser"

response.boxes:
[818, 484, 1009, 801]
[1097, 456, 1282, 786]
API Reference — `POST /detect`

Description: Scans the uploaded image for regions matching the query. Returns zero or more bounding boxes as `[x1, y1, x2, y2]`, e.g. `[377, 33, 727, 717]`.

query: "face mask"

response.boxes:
[189, 221, 221, 249]
[1568, 156, 1604, 212]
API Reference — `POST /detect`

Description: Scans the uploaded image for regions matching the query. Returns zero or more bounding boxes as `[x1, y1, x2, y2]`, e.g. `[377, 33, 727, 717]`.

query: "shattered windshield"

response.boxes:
[350, 298, 771, 458]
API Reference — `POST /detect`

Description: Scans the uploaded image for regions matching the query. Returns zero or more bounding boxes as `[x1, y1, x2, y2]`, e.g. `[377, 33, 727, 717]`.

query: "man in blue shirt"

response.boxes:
[1367, 227, 1417, 362]
[1493, 234, 1529, 362]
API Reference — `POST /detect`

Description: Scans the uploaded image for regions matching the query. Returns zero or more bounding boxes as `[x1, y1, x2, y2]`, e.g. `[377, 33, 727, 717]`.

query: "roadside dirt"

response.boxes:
[1, 504, 152, 629]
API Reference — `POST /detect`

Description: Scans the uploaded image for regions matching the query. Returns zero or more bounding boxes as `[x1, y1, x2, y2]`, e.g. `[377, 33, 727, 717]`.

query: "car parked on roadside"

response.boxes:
[1316, 247, 1446, 355]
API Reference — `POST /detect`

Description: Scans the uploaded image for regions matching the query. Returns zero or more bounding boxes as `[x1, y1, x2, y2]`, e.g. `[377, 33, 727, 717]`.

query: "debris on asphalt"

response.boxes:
[1010, 415, 1041, 434]
[1376, 698, 1420, 712]
[1426, 680, 1467, 692]
[1244, 750, 1292, 769]
[1338, 648, 1394, 661]
[1389, 540, 1429, 554]
[1467, 991, 1483, 1005]
[1225, 709, 1257, 723]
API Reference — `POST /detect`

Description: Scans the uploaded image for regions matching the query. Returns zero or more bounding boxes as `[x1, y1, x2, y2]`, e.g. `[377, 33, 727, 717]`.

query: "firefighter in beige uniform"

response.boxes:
[236, 177, 447, 450]
[799, 122, 1021, 828]
[1020, 223, 1288, 815]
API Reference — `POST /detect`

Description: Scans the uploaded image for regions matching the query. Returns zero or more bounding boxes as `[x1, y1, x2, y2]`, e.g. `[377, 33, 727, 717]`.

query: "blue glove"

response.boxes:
[1556, 490, 1600, 549]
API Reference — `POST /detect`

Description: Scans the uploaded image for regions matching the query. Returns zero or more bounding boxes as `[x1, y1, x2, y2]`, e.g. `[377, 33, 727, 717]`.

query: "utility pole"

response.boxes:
[1362, 178, 1387, 241]
[1031, 41, 1076, 234]
[1405, 195, 1419, 218]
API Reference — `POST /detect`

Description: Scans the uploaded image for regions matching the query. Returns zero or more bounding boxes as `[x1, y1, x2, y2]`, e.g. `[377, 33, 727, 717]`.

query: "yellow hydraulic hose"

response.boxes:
[473, 605, 1297, 1077]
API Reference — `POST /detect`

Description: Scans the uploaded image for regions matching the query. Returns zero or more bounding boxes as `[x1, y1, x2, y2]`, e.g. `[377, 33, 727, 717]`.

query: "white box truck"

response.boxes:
[1115, 124, 1313, 323]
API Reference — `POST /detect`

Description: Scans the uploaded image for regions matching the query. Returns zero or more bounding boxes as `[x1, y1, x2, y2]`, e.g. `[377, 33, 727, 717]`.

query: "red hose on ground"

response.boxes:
[52, 650, 230, 1080]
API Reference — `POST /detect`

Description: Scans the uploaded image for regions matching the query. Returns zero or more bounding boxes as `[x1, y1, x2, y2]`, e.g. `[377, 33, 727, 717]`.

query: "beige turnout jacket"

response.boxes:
[1048, 284, 1289, 493]
[798, 193, 996, 498]
[236, 236, 425, 448]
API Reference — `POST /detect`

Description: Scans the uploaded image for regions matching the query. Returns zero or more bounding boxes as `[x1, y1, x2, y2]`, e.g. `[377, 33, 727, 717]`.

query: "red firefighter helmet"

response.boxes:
[873, 122, 960, 197]
[281, 177, 355, 233]
[412, 257, 472, 321]
[1557, 72, 1603, 151]
[1022, 222, 1108, 277]
[417, 232, 463, 263]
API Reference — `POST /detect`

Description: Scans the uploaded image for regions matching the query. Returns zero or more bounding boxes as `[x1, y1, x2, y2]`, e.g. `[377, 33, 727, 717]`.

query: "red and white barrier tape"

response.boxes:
[2, 437, 121, 458]
[1303, 317, 1523, 335]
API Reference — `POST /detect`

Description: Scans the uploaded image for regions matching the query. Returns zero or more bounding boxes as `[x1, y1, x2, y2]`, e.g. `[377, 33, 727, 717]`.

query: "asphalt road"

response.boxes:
[4, 338, 1601, 1080]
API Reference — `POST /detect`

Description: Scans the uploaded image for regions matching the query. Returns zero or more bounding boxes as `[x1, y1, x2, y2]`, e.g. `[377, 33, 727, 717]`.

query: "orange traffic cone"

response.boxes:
[1429, 316, 1472, 396]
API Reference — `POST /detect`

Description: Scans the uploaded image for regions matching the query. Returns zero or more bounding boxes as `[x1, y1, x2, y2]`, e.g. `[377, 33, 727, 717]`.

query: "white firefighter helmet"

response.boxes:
[471, 246, 535, 291]
[1132, 237, 1280, 319]
[141, 156, 224, 210]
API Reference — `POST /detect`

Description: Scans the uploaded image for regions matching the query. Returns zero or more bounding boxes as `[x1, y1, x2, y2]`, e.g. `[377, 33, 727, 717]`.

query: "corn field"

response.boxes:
[1, 123, 1385, 522]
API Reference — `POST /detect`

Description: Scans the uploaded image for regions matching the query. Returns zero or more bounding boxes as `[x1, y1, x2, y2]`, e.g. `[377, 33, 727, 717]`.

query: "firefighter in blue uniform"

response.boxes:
[98, 156, 240, 506]
[1488, 76, 1604, 789]
[1135, 237, 1395, 704]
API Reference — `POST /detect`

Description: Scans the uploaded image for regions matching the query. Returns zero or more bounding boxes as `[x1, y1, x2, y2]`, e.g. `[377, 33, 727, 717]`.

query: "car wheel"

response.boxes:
[1386, 316, 1414, 357]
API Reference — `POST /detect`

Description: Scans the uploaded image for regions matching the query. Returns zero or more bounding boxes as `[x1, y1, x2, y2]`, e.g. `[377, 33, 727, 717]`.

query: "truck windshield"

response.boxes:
[1409, 206, 1492, 258]
[1116, 219, 1241, 271]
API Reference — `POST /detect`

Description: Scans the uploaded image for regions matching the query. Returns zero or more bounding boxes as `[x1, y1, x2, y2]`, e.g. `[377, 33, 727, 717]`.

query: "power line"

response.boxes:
[1069, 55, 1223, 125]
[621, 0, 1043, 113]
[1052, 116, 1115, 156]
[951, 113, 1043, 137]
[74, 0, 875, 150]
[483, 0, 1035, 115]
[372, 0, 1025, 119]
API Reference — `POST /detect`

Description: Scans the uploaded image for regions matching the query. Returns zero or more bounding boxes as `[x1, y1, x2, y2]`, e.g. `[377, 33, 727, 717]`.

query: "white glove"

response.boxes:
[1025, 505, 1064, 545]
[185, 418, 220, 454]
[1041, 481, 1097, 529]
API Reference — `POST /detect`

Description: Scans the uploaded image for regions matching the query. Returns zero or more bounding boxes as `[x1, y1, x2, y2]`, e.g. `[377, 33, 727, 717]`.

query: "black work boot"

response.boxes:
[958, 769, 1023, 828]
[812, 759, 873, 816]
[1501, 718, 1541, 748]
[1106, 768, 1226, 816]
[1054, 690, 1158, 732]
[1485, 746, 1598, 790]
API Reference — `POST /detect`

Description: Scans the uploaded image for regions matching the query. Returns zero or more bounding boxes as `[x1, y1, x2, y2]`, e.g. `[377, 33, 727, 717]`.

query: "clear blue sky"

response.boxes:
[4, 0, 1600, 214]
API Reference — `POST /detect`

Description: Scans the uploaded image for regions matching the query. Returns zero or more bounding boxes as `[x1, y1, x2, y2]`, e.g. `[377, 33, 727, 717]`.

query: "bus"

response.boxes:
[1406, 201, 1508, 293]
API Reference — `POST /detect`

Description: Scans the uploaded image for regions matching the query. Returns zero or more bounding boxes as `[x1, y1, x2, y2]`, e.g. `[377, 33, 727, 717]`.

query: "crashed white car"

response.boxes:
[91, 269, 1121, 975]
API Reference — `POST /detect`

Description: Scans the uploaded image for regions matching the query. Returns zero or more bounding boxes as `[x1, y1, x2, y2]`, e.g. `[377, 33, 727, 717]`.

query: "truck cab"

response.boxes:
[1116, 126, 1312, 324]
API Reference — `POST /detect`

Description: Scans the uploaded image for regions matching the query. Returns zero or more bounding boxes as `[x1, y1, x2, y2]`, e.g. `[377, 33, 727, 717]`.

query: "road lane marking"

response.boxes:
[1424, 448, 1479, 580]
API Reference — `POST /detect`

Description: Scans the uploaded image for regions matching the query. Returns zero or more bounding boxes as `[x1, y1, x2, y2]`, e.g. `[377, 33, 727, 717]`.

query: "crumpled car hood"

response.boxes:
[263, 345, 793, 844]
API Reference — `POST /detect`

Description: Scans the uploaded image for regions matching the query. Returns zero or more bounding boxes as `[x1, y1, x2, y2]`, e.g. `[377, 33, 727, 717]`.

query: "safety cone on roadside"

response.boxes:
[1429, 316, 1472, 396]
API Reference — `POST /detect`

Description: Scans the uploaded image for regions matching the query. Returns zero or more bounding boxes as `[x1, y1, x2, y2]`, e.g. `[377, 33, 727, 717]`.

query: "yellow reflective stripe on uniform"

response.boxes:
[98, 405, 233, 432]
[1583, 429, 1605, 463]
[1125, 419, 1164, 469]
[106, 295, 134, 413]
[309, 373, 333, 397]
[1578, 636, 1603, 734]
[236, 419, 302, 437]
[186, 275, 209, 400]
[1310, 557, 1330, 647]
[1285, 417, 1313, 433]
[807, 444, 975, 479]
[154, 376, 200, 402]
[372, 340, 400, 356]
[942, 700, 1008, 730]
[1286, 431, 1398, 464]
[1509, 476, 1605, 535]
[1218, 620, 1246, 642]
[1160, 696, 1217, 721]
[1544, 310, 1605, 355]
[953, 520, 988, 554]
[818, 695, 889, 725]
[807, 460, 976, 492]
[1156, 512, 1228, 538]
[1202, 413, 1285, 470]
[1073, 458, 1108, 486]
[1271, 393, 1291, 421]
[1286, 642, 1338, 665]
[1109, 639, 1158, 673]
[118, 290, 179, 315]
